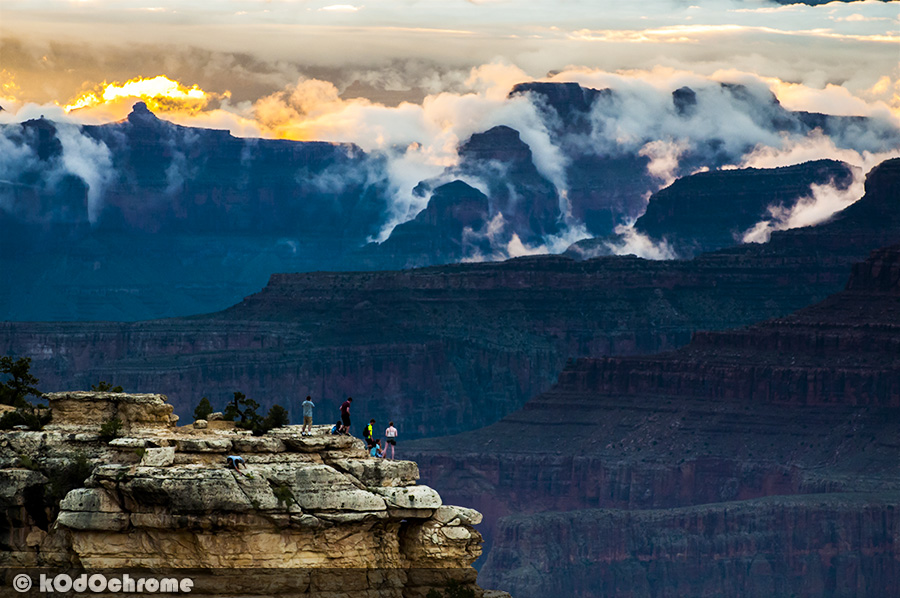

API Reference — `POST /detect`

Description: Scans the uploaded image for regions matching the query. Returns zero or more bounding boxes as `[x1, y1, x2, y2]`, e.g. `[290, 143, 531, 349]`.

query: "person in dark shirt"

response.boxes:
[339, 397, 353, 435]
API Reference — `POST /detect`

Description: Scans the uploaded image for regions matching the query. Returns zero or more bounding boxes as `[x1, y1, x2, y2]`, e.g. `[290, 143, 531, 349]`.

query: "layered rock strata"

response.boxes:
[0, 160, 898, 441]
[0, 392, 502, 597]
[405, 243, 900, 597]
[485, 495, 898, 598]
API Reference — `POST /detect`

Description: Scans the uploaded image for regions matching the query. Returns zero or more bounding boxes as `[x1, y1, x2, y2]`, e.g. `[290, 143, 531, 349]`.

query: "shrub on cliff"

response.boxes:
[45, 452, 93, 506]
[99, 417, 123, 442]
[91, 381, 124, 392]
[0, 408, 50, 431]
[224, 391, 259, 425]
[263, 404, 290, 430]
[223, 392, 289, 435]
[193, 397, 213, 421]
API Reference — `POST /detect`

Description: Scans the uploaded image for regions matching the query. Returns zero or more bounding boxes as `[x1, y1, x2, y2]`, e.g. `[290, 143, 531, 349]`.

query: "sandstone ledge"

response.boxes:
[1, 392, 499, 597]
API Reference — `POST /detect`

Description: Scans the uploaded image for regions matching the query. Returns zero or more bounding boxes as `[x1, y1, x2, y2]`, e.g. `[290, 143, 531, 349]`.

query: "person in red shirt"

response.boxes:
[339, 397, 353, 435]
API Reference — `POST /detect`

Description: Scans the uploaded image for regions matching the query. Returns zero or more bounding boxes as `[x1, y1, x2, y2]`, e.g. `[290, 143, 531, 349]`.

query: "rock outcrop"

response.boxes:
[405, 243, 900, 597]
[0, 392, 503, 597]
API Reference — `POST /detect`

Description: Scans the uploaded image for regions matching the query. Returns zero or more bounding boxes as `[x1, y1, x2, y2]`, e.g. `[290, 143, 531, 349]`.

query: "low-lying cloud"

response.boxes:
[1, 63, 899, 262]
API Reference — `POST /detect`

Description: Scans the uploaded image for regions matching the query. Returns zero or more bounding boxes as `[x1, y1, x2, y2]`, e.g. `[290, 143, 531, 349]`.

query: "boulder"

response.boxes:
[109, 437, 157, 449]
[141, 447, 175, 467]
[59, 488, 122, 513]
[374, 486, 442, 510]
[231, 437, 285, 453]
[175, 438, 232, 453]
[266, 464, 387, 513]
[329, 458, 419, 487]
[434, 505, 482, 526]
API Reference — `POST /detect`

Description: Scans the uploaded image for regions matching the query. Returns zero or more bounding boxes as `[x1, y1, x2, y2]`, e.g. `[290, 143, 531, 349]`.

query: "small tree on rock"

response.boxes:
[0, 355, 49, 430]
[257, 404, 290, 436]
[224, 391, 261, 429]
[193, 397, 213, 421]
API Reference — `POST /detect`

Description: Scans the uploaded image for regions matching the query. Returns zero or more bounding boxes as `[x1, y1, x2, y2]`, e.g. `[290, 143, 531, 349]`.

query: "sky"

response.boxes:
[1, 0, 899, 258]
[1, 0, 897, 133]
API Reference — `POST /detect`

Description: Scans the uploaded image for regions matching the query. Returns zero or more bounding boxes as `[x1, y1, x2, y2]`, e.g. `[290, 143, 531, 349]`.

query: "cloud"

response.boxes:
[3, 63, 899, 260]
[319, 5, 362, 12]
[639, 139, 688, 186]
[65, 75, 220, 114]
[601, 224, 677, 260]
[0, 121, 113, 225]
[739, 132, 900, 243]
[741, 175, 864, 244]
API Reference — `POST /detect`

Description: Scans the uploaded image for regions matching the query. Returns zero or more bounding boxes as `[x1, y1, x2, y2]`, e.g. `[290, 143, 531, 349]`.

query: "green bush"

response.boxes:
[193, 397, 213, 421]
[0, 407, 50, 431]
[99, 417, 123, 442]
[17, 453, 40, 471]
[425, 581, 476, 598]
[224, 392, 260, 428]
[262, 404, 290, 431]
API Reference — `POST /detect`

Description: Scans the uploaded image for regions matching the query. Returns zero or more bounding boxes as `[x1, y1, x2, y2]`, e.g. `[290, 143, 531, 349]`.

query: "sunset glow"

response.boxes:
[64, 75, 216, 114]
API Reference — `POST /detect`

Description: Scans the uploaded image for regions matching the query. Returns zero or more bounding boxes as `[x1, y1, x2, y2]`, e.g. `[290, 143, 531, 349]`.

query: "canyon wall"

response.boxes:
[2, 160, 898, 439]
[405, 242, 900, 597]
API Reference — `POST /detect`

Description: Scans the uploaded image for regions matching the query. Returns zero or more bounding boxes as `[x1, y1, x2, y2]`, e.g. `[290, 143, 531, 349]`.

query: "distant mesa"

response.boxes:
[566, 158, 857, 259]
[509, 81, 611, 117]
[2, 81, 899, 321]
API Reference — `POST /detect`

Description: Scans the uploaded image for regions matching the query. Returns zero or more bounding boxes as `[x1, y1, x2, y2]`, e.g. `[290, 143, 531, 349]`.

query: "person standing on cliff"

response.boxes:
[364, 419, 376, 448]
[339, 397, 353, 435]
[384, 421, 397, 460]
[301, 395, 315, 436]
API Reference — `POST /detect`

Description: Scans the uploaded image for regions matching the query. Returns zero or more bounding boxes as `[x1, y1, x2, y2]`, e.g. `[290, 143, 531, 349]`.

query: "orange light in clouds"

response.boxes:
[64, 75, 213, 113]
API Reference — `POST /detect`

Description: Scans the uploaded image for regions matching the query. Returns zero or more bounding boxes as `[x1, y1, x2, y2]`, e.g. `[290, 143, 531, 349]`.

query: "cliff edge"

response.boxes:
[0, 392, 506, 597]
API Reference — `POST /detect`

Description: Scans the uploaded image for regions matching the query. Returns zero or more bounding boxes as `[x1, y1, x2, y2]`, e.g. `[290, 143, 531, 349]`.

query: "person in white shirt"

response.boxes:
[384, 421, 398, 460]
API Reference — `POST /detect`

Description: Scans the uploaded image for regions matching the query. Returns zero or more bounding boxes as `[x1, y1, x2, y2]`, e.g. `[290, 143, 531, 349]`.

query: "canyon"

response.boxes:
[3, 81, 898, 321]
[1, 159, 898, 440]
[404, 242, 900, 597]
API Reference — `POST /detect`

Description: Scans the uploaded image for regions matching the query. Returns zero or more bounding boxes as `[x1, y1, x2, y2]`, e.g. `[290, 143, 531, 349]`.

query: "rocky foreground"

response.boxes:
[0, 391, 507, 597]
[406, 243, 900, 597]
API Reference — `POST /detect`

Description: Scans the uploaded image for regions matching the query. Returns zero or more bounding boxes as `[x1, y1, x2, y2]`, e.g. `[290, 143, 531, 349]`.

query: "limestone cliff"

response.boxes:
[0, 392, 506, 597]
